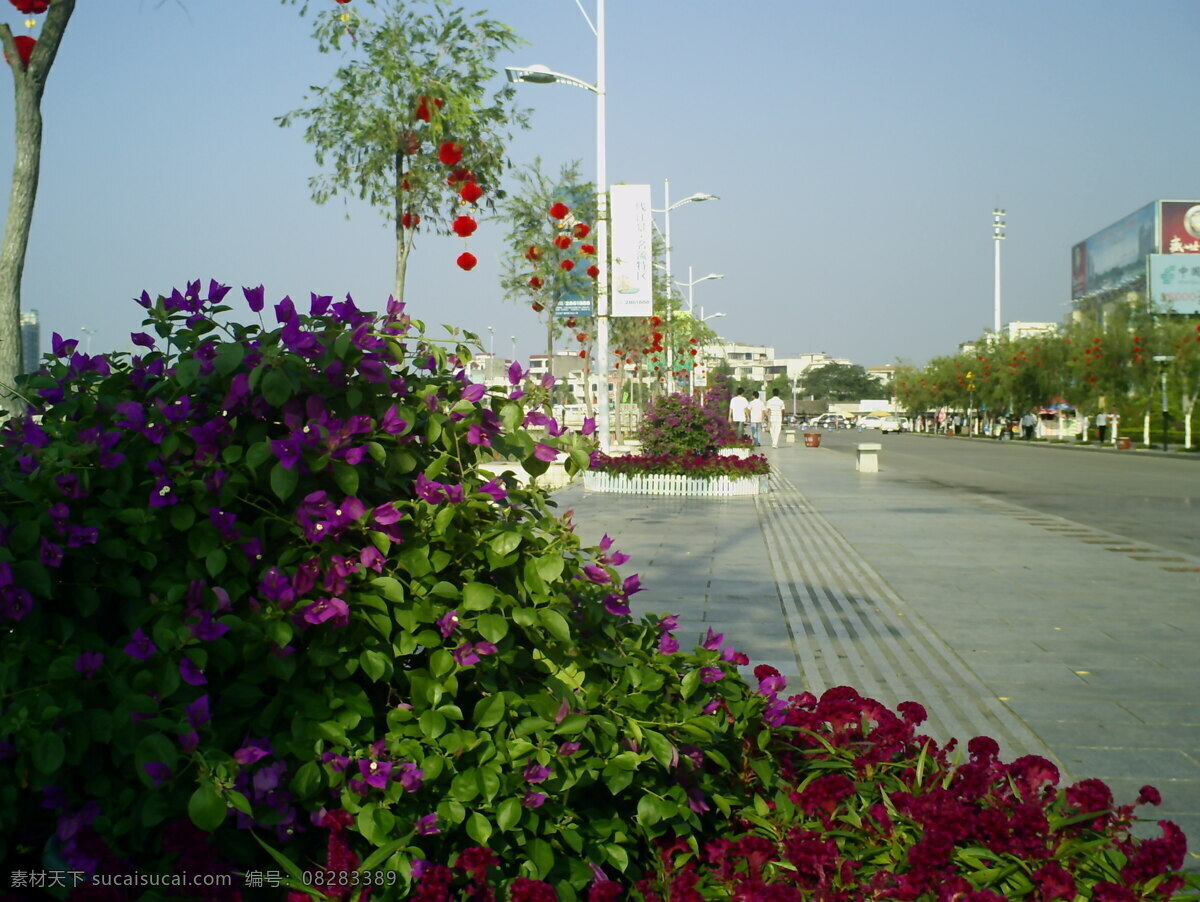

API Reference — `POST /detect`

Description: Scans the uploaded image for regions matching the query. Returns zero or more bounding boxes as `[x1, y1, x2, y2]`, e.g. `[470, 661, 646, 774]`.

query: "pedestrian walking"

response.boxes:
[729, 388, 749, 439]
[1020, 411, 1037, 440]
[1095, 411, 1109, 443]
[748, 391, 766, 446]
[766, 389, 786, 448]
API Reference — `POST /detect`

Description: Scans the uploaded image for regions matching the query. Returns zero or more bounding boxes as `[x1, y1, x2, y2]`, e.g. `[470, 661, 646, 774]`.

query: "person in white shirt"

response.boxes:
[728, 388, 749, 438]
[747, 391, 766, 446]
[765, 389, 786, 447]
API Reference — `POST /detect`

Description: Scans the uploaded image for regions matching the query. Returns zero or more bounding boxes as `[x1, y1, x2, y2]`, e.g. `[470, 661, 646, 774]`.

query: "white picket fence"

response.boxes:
[582, 471, 769, 496]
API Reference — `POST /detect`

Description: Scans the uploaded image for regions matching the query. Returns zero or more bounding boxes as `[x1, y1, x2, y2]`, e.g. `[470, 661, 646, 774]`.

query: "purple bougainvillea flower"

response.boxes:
[271, 438, 303, 471]
[532, 443, 558, 463]
[51, 332, 78, 358]
[658, 634, 679, 655]
[143, 762, 173, 787]
[301, 596, 350, 627]
[113, 401, 146, 429]
[522, 792, 547, 809]
[357, 759, 393, 790]
[523, 764, 551, 784]
[208, 508, 239, 542]
[701, 699, 720, 715]
[396, 761, 424, 792]
[700, 666, 724, 683]
[371, 503, 402, 527]
[148, 477, 177, 508]
[190, 610, 230, 642]
[603, 595, 631, 616]
[524, 411, 553, 428]
[123, 628, 157, 661]
[466, 424, 491, 447]
[687, 787, 710, 814]
[581, 417, 596, 436]
[186, 695, 211, 730]
[622, 574, 642, 597]
[702, 628, 724, 651]
[582, 564, 610, 585]
[235, 740, 274, 765]
[74, 651, 104, 679]
[507, 361, 526, 385]
[179, 658, 207, 686]
[437, 610, 459, 639]
[379, 406, 408, 436]
[415, 813, 439, 835]
[179, 731, 199, 753]
[242, 284, 265, 312]
[66, 525, 99, 548]
[359, 545, 385, 573]
[478, 478, 506, 502]
[415, 473, 463, 505]
[39, 537, 64, 568]
[558, 742, 581, 757]
[452, 643, 480, 667]
[257, 567, 295, 607]
[462, 382, 486, 403]
[310, 292, 333, 317]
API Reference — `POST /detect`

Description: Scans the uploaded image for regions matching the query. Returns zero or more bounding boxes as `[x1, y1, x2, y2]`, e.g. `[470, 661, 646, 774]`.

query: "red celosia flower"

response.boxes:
[651, 316, 662, 326]
[580, 243, 596, 255]
[525, 245, 542, 261]
[460, 181, 484, 203]
[451, 215, 477, 237]
[578, 350, 587, 358]
[400, 212, 420, 229]
[549, 202, 570, 219]
[586, 265, 600, 279]
[528, 276, 543, 289]
[454, 847, 498, 881]
[573, 223, 591, 238]
[509, 878, 558, 902]
[553, 235, 572, 250]
[438, 142, 464, 166]
[560, 260, 575, 271]
[456, 252, 477, 271]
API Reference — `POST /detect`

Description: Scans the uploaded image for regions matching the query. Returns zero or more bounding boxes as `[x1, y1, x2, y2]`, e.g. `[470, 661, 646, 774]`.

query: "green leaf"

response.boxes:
[681, 668, 702, 700]
[187, 784, 227, 832]
[526, 838, 554, 879]
[425, 453, 452, 481]
[462, 582, 495, 611]
[397, 547, 432, 578]
[261, 369, 293, 407]
[496, 796, 521, 832]
[473, 694, 505, 729]
[333, 461, 360, 496]
[465, 811, 492, 846]
[360, 650, 388, 682]
[476, 612, 509, 643]
[488, 531, 521, 557]
[270, 463, 299, 502]
[535, 555, 564, 583]
[33, 733, 65, 774]
[214, 342, 245, 375]
[372, 576, 406, 603]
[205, 548, 227, 579]
[637, 792, 662, 826]
[538, 609, 571, 643]
[169, 504, 196, 532]
[246, 440, 273, 471]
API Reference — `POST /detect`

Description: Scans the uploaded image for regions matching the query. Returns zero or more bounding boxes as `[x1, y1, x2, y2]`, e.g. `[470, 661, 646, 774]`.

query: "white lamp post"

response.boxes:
[993, 208, 1006, 333]
[676, 266, 724, 315]
[487, 325, 495, 380]
[698, 308, 725, 324]
[505, 0, 610, 448]
[656, 180, 718, 394]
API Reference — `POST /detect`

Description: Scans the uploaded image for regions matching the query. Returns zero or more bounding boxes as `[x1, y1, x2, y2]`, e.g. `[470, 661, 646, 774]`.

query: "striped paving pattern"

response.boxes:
[758, 468, 1061, 767]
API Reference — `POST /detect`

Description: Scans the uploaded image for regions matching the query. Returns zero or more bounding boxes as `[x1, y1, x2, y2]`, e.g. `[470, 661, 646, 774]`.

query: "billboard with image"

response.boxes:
[1159, 200, 1200, 255]
[1147, 254, 1200, 315]
[1070, 202, 1156, 299]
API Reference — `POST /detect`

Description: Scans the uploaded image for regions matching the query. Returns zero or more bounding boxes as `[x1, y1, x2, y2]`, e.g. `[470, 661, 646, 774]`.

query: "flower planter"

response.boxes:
[583, 471, 769, 496]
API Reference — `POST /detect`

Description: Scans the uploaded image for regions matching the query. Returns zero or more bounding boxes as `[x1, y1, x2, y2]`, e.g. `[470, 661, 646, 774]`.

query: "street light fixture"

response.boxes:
[654, 180, 719, 393]
[1153, 355, 1174, 452]
[504, 1, 611, 450]
[675, 266, 724, 315]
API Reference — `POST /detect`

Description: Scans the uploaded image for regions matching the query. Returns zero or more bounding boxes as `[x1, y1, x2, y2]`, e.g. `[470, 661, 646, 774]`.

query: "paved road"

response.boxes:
[813, 430, 1200, 557]
[558, 435, 1200, 859]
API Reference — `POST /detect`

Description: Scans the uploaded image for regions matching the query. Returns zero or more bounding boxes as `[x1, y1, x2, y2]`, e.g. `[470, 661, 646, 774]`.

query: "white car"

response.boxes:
[857, 415, 885, 429]
[880, 415, 906, 434]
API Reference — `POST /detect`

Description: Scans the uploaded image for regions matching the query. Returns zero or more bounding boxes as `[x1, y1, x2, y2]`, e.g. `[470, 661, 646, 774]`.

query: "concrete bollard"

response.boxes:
[856, 442, 881, 473]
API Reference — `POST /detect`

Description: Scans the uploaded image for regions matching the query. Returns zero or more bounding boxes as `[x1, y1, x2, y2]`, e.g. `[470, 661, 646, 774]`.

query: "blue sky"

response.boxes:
[3, 0, 1198, 368]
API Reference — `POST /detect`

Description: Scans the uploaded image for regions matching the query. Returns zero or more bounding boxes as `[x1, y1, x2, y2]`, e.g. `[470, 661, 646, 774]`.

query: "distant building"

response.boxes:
[20, 310, 39, 375]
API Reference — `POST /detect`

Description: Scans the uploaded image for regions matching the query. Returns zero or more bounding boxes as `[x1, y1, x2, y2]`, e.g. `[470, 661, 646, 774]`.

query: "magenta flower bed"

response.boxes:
[592, 451, 770, 480]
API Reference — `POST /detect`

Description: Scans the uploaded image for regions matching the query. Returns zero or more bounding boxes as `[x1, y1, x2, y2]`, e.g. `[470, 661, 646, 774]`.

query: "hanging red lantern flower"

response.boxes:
[528, 275, 544, 289]
[689, 348, 697, 356]
[580, 244, 596, 256]
[8, 35, 35, 68]
[460, 181, 483, 203]
[573, 223, 590, 239]
[398, 131, 421, 155]
[578, 350, 587, 359]
[689, 337, 698, 344]
[650, 316, 662, 327]
[400, 212, 420, 229]
[446, 169, 474, 186]
[565, 318, 577, 328]
[553, 235, 572, 250]
[414, 96, 443, 122]
[334, 0, 352, 4]
[576, 332, 587, 342]
[525, 245, 541, 261]
[438, 142, 464, 166]
[559, 260, 575, 272]
[614, 349, 623, 356]
[531, 302, 545, 312]
[9, 0, 49, 13]
[456, 252, 477, 271]
[451, 215, 477, 237]
[586, 265, 599, 279]
[549, 202, 570, 220]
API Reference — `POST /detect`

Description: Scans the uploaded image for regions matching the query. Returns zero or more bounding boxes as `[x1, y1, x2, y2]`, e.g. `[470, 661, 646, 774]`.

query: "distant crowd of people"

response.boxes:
[728, 388, 787, 448]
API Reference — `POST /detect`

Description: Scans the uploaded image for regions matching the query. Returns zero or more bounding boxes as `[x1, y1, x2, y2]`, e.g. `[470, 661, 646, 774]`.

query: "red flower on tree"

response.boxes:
[9, 1, 50, 13]
[524, 245, 542, 261]
[438, 142, 464, 166]
[531, 302, 545, 312]
[460, 182, 484, 203]
[586, 265, 599, 279]
[560, 260, 575, 272]
[580, 244, 596, 255]
[573, 223, 590, 239]
[8, 35, 35, 67]
[446, 168, 474, 186]
[414, 96, 443, 122]
[549, 202, 570, 220]
[578, 350, 587, 358]
[528, 276, 543, 290]
[576, 332, 587, 342]
[553, 235, 572, 250]
[451, 215, 478, 237]
[456, 252, 477, 271]
[400, 212, 420, 229]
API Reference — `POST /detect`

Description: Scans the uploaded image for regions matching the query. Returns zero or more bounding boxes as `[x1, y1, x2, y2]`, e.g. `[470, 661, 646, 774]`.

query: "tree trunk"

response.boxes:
[0, 1, 75, 412]
[392, 146, 410, 303]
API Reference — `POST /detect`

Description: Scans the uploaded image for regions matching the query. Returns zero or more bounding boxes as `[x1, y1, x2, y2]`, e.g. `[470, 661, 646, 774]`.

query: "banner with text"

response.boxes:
[1148, 254, 1200, 315]
[609, 184, 653, 316]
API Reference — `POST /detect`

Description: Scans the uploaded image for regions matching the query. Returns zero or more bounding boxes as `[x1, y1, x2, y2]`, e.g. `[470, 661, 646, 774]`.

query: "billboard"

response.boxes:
[1070, 201, 1156, 299]
[1147, 254, 1200, 315]
[1159, 200, 1200, 255]
[556, 294, 592, 318]
[608, 184, 653, 316]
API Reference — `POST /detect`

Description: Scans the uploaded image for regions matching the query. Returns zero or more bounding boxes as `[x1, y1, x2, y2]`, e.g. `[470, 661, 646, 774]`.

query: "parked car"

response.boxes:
[813, 414, 849, 429]
[857, 415, 885, 430]
[880, 415, 907, 434]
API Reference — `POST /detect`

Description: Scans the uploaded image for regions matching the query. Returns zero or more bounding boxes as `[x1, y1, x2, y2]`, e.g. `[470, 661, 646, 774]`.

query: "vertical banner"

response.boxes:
[609, 184, 653, 316]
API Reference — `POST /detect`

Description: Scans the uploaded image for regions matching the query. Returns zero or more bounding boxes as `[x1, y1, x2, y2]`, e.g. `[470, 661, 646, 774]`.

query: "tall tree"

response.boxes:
[798, 362, 883, 403]
[278, 0, 528, 302]
[0, 0, 75, 410]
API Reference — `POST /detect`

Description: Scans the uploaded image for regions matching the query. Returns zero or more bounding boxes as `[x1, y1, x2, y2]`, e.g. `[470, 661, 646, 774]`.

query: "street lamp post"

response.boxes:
[505, 0, 610, 449]
[992, 208, 1006, 334]
[1153, 355, 1174, 451]
[656, 181, 718, 394]
[487, 325, 495, 380]
[676, 266, 724, 315]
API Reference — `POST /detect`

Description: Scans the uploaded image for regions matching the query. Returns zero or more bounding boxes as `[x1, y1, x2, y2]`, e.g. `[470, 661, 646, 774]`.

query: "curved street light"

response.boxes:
[675, 267, 724, 314]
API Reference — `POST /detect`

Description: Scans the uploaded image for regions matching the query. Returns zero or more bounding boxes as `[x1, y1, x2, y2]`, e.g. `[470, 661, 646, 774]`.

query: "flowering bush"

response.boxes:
[634, 393, 733, 457]
[591, 452, 769, 480]
[0, 282, 769, 897]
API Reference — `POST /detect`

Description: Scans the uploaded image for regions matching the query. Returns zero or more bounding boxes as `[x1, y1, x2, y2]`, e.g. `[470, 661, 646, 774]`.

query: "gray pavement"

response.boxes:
[553, 437, 1200, 862]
